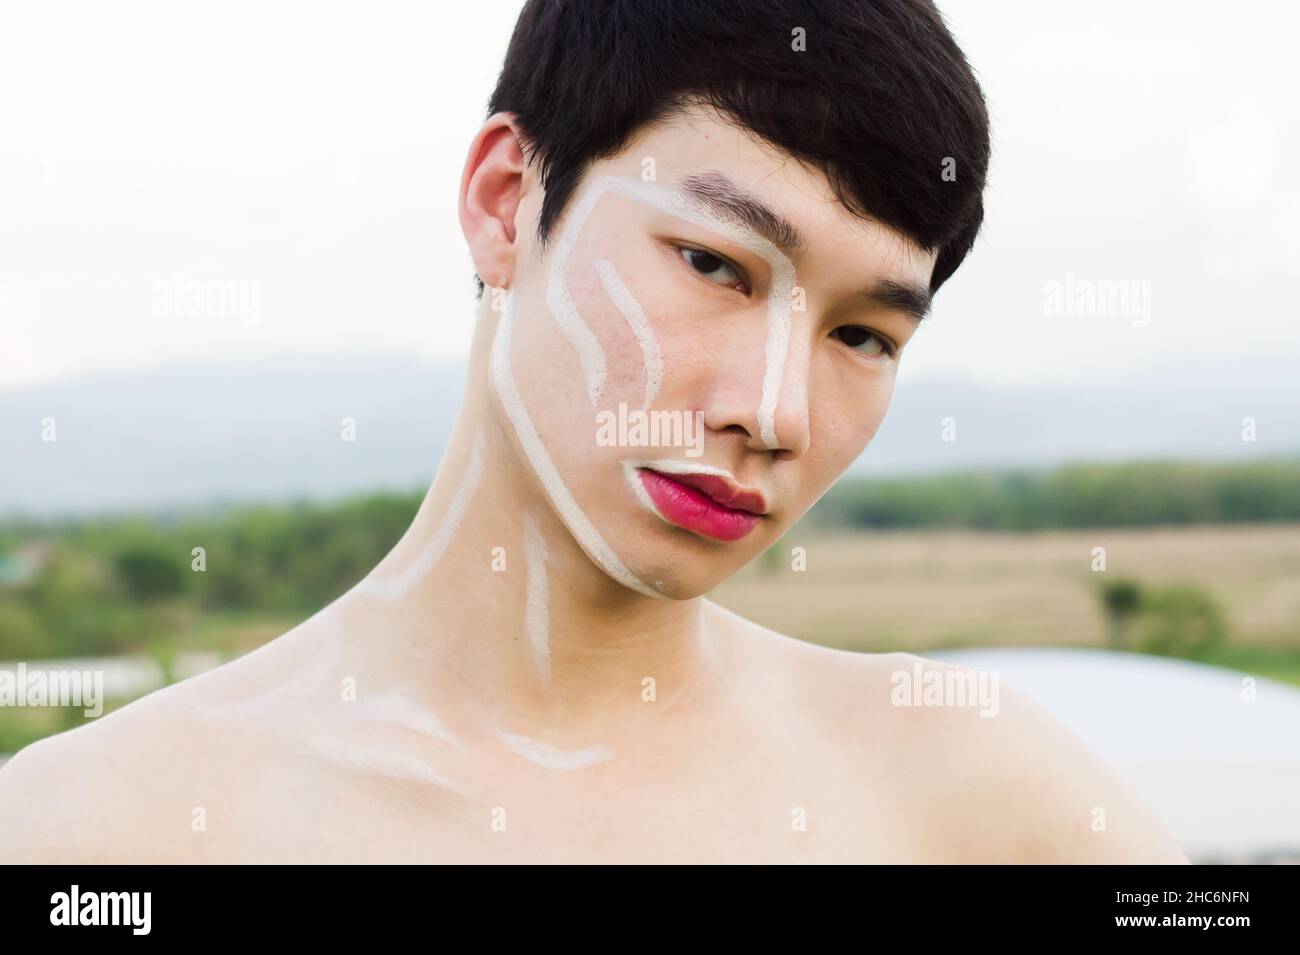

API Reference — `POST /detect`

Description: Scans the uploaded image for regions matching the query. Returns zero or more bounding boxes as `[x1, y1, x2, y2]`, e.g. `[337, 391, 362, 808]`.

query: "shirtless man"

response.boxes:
[0, 0, 1187, 864]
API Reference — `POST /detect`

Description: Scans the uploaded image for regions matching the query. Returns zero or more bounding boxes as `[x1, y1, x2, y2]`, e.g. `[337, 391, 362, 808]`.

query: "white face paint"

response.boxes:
[559, 176, 797, 450]
[546, 180, 612, 404]
[357, 430, 485, 601]
[490, 290, 663, 599]
[494, 728, 615, 772]
[491, 175, 797, 597]
[522, 513, 551, 681]
[594, 258, 662, 411]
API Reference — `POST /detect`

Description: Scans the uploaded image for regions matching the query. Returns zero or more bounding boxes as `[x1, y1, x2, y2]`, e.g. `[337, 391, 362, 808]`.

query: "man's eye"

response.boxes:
[832, 325, 893, 358]
[679, 247, 745, 291]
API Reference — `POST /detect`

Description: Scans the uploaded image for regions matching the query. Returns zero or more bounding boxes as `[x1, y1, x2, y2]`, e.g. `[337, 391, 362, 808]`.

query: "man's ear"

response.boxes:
[458, 113, 528, 291]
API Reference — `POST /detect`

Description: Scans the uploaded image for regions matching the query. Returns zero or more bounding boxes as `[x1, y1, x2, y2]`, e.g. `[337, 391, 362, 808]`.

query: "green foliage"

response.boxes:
[1092, 578, 1229, 660]
[0, 491, 422, 660]
[1099, 578, 1143, 649]
[1135, 584, 1228, 660]
[0, 602, 48, 659]
[191, 494, 417, 613]
[0, 458, 1289, 663]
[1101, 579, 1142, 617]
[814, 458, 1300, 531]
[114, 544, 188, 601]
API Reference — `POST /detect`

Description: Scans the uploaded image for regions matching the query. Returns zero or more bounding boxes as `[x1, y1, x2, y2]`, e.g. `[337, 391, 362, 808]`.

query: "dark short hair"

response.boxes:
[485, 0, 989, 293]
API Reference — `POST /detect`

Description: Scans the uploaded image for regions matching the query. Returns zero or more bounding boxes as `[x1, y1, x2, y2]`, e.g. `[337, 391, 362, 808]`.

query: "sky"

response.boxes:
[1, 0, 1297, 396]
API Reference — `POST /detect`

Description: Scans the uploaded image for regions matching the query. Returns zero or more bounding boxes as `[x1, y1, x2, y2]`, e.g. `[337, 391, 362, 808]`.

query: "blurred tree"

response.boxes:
[0, 602, 50, 659]
[1136, 584, 1228, 660]
[113, 545, 187, 602]
[1099, 579, 1143, 649]
[28, 552, 119, 656]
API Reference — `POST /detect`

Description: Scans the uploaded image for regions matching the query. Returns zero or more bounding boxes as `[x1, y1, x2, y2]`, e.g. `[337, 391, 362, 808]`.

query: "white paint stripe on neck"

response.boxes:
[490, 291, 662, 599]
[495, 728, 616, 772]
[594, 258, 663, 411]
[522, 513, 551, 682]
[357, 429, 485, 601]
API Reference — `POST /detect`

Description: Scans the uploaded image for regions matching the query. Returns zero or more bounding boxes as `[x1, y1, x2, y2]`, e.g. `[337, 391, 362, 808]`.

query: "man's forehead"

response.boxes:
[615, 105, 933, 260]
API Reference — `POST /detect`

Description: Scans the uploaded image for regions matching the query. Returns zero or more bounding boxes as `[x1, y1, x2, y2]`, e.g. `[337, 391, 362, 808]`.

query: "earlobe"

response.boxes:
[459, 114, 529, 291]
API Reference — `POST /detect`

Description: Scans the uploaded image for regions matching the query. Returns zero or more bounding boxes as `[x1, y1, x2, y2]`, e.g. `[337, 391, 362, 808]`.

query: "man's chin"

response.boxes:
[609, 550, 732, 602]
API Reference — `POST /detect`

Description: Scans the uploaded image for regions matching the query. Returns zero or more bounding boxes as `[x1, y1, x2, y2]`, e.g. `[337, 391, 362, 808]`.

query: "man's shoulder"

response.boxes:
[0, 680, 226, 861]
[706, 600, 931, 732]
[846, 651, 1189, 863]
[0, 616, 336, 863]
[712, 623, 1188, 863]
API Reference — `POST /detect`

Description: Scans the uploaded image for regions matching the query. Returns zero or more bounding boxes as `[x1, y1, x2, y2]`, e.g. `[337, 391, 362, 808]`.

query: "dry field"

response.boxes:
[710, 524, 1300, 653]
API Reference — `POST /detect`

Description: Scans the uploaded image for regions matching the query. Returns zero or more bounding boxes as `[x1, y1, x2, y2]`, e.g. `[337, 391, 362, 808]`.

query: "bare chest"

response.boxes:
[205, 731, 929, 863]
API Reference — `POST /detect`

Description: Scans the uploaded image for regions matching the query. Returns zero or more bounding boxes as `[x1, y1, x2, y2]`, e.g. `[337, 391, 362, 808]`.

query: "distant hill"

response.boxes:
[2, 355, 1297, 517]
[1, 357, 464, 518]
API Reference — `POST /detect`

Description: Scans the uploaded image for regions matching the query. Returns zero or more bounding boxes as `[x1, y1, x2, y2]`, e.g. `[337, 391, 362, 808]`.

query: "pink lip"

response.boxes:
[637, 469, 766, 542]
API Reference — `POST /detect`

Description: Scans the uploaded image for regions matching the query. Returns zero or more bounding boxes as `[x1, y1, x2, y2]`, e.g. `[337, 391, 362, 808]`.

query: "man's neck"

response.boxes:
[348, 354, 730, 746]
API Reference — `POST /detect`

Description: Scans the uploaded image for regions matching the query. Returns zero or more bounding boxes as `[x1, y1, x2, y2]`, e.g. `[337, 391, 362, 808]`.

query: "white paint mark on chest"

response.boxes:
[495, 728, 616, 772]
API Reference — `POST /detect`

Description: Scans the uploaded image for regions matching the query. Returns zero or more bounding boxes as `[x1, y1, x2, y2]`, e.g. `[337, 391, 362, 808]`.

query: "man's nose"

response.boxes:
[699, 325, 812, 458]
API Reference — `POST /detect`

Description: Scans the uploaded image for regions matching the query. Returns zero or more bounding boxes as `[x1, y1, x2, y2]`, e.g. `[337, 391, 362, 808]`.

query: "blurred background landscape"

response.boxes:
[2, 0, 1297, 863]
[4, 445, 1298, 755]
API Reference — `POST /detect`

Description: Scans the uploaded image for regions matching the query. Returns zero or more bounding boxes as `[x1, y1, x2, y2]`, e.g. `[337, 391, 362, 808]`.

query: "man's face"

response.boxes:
[491, 104, 937, 599]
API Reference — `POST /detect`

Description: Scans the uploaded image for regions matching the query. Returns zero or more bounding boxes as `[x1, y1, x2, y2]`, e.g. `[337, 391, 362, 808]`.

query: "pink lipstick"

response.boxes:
[633, 467, 766, 542]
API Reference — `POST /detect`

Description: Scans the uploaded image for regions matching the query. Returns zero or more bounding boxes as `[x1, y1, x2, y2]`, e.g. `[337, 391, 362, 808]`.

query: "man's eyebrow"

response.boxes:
[678, 170, 806, 256]
[863, 278, 932, 323]
[677, 170, 930, 320]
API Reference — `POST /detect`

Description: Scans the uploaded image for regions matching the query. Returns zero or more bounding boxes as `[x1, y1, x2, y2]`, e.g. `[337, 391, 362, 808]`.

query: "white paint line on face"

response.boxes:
[622, 460, 663, 524]
[594, 258, 663, 411]
[583, 176, 797, 450]
[621, 458, 749, 530]
[522, 513, 551, 681]
[490, 290, 663, 599]
[495, 728, 616, 772]
[306, 735, 467, 794]
[352, 691, 464, 751]
[548, 182, 610, 404]
[357, 430, 486, 601]
[625, 457, 741, 481]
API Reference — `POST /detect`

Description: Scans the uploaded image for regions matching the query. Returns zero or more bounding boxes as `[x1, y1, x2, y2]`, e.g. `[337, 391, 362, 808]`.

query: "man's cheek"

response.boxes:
[595, 322, 654, 411]
[579, 261, 676, 410]
[808, 418, 874, 492]
[511, 323, 583, 413]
